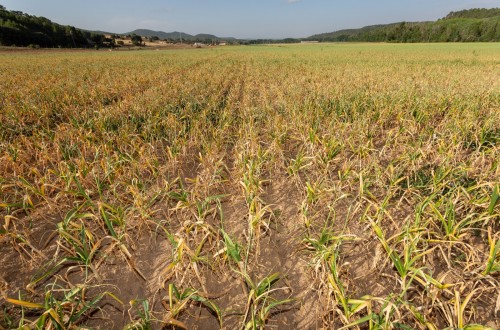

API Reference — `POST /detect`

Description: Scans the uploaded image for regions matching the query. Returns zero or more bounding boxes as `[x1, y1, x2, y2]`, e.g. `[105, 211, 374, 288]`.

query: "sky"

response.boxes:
[2, 0, 499, 39]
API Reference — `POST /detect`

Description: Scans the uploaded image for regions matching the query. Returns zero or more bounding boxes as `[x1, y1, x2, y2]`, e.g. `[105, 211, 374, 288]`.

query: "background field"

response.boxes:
[1, 43, 499, 329]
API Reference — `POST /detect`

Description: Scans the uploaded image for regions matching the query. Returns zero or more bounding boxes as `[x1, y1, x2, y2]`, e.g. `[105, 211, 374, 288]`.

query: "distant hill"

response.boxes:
[309, 8, 500, 42]
[126, 29, 191, 40]
[125, 29, 235, 41]
[85, 29, 115, 36]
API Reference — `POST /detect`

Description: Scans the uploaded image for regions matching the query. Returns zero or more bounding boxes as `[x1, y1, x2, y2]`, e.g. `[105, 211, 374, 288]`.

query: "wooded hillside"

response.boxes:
[0, 5, 99, 48]
[309, 8, 500, 42]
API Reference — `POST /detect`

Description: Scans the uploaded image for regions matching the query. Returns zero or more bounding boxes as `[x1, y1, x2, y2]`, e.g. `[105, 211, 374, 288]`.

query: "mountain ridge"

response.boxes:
[124, 29, 236, 41]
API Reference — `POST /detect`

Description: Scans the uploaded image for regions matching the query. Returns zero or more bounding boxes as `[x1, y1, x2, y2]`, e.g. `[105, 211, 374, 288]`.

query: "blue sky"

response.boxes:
[2, 0, 499, 38]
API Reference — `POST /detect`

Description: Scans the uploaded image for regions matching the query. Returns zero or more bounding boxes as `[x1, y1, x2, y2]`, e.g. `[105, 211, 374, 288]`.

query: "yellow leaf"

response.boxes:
[6, 298, 44, 309]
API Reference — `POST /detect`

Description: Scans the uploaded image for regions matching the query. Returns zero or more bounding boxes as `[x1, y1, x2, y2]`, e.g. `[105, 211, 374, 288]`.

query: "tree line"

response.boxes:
[309, 8, 500, 43]
[444, 8, 500, 20]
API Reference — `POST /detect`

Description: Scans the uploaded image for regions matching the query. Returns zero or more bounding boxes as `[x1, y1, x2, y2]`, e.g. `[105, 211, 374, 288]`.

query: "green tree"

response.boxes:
[131, 34, 142, 46]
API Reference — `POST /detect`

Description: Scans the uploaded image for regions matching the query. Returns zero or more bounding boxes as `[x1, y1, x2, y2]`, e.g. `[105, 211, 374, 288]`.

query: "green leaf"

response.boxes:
[488, 184, 499, 215]
[190, 295, 222, 326]
[221, 229, 241, 263]
[256, 273, 280, 296]
[99, 206, 117, 239]
[338, 313, 376, 330]
[263, 298, 292, 316]
[464, 325, 494, 330]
